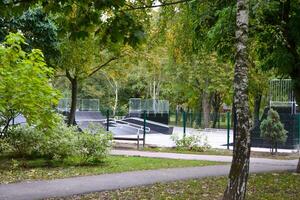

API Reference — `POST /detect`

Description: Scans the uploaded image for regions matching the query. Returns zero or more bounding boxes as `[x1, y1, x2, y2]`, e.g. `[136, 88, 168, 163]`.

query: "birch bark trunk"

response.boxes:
[223, 0, 251, 199]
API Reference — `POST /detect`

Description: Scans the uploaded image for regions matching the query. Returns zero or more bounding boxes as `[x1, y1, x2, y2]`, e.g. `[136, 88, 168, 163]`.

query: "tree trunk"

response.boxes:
[153, 80, 156, 100]
[212, 92, 222, 128]
[223, 0, 251, 199]
[0, 117, 13, 138]
[253, 94, 262, 128]
[113, 82, 118, 116]
[202, 90, 211, 128]
[66, 70, 78, 126]
[68, 78, 78, 125]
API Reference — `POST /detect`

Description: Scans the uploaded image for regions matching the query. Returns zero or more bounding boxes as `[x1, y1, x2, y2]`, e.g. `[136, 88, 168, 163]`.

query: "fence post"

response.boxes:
[183, 111, 186, 138]
[137, 133, 139, 150]
[233, 104, 237, 151]
[297, 113, 300, 153]
[143, 110, 146, 148]
[199, 112, 201, 128]
[218, 113, 220, 129]
[227, 112, 230, 150]
[106, 109, 109, 131]
[190, 112, 193, 128]
[175, 110, 178, 126]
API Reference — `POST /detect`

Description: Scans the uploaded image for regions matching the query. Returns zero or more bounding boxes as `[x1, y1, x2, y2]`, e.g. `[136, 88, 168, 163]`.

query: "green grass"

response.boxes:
[143, 147, 233, 156]
[0, 155, 223, 184]
[55, 172, 300, 200]
[141, 147, 299, 160]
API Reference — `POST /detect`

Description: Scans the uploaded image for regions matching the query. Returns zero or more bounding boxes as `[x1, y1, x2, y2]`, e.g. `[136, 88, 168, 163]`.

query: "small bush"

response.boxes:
[0, 138, 12, 155]
[4, 117, 113, 164]
[6, 125, 43, 157]
[260, 109, 288, 154]
[77, 125, 113, 163]
[171, 134, 211, 152]
[41, 122, 79, 160]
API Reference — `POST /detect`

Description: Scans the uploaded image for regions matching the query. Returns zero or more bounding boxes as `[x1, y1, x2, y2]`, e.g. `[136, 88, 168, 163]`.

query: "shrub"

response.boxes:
[6, 125, 43, 157]
[41, 122, 79, 160]
[0, 138, 12, 155]
[3, 116, 113, 164]
[171, 134, 211, 152]
[76, 125, 113, 163]
[260, 109, 288, 154]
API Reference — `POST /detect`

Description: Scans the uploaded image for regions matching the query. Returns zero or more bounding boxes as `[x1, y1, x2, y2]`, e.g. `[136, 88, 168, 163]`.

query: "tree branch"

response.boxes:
[88, 56, 118, 77]
[54, 74, 66, 78]
[65, 69, 74, 81]
[124, 0, 193, 11]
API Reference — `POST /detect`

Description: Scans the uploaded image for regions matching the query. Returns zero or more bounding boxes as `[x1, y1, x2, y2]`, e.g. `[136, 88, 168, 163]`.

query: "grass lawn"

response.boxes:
[0, 155, 223, 184]
[140, 146, 299, 160]
[55, 172, 300, 200]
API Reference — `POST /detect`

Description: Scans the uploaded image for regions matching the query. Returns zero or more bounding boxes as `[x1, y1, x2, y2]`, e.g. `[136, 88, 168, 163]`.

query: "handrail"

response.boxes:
[76, 118, 151, 134]
[113, 119, 151, 133]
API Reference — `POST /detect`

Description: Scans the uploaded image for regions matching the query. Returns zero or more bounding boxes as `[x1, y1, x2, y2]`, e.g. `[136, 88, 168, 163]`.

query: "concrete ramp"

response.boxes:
[10, 114, 26, 125]
[75, 112, 172, 136]
[75, 111, 105, 122]
[74, 111, 106, 131]
[122, 117, 173, 134]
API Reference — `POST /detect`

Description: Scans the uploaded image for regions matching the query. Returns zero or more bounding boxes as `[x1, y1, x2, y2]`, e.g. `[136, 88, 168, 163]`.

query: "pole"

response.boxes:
[175, 109, 178, 126]
[233, 104, 237, 151]
[227, 112, 230, 150]
[190, 112, 193, 127]
[183, 111, 186, 138]
[297, 113, 300, 153]
[106, 109, 109, 131]
[218, 113, 220, 129]
[143, 110, 146, 148]
[199, 112, 201, 128]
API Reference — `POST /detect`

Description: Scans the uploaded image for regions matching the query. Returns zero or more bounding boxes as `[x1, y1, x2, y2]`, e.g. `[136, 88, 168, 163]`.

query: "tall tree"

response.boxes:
[0, 32, 60, 136]
[52, 1, 147, 125]
[251, 0, 300, 173]
[0, 7, 59, 66]
[223, 0, 251, 199]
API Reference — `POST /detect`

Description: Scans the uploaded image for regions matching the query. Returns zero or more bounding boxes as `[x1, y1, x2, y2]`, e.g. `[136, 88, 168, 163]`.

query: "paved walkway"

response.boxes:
[0, 151, 298, 200]
[124, 127, 299, 153]
[111, 149, 299, 166]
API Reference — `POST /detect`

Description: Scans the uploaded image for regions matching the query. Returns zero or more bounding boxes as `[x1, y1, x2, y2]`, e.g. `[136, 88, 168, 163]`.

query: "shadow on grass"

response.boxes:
[0, 154, 109, 171]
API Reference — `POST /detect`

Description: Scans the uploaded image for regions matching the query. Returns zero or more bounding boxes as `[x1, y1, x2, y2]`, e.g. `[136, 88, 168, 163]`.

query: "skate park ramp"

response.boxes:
[122, 117, 173, 134]
[75, 111, 105, 122]
[75, 111, 106, 131]
[75, 111, 172, 136]
[9, 114, 27, 125]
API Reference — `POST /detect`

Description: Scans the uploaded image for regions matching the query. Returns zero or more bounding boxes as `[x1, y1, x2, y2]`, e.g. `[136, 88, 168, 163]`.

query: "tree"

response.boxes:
[57, 35, 119, 125]
[0, 32, 60, 137]
[50, 0, 148, 125]
[0, 7, 59, 67]
[260, 109, 288, 154]
[250, 0, 300, 173]
[223, 0, 251, 199]
[155, 2, 235, 128]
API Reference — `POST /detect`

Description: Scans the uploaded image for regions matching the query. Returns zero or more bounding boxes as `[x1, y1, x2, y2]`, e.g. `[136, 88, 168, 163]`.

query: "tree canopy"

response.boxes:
[0, 32, 60, 136]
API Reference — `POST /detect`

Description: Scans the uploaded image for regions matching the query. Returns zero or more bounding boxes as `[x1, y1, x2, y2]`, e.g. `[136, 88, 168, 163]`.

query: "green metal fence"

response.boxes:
[168, 111, 231, 129]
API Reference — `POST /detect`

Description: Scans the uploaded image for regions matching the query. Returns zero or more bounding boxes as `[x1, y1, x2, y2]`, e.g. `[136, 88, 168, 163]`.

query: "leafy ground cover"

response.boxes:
[0, 155, 222, 184]
[54, 172, 300, 200]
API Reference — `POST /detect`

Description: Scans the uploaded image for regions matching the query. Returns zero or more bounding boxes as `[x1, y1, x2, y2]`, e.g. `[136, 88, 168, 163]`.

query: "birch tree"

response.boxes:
[223, 0, 251, 199]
